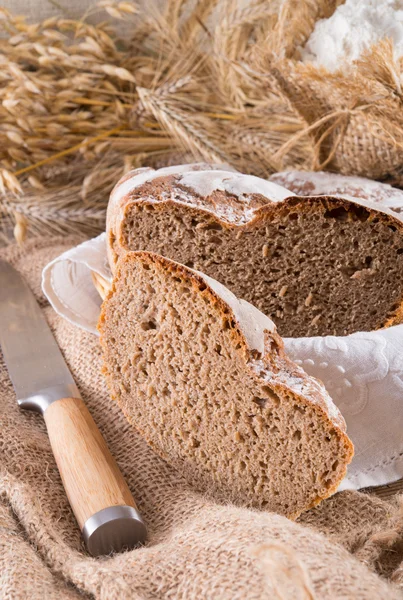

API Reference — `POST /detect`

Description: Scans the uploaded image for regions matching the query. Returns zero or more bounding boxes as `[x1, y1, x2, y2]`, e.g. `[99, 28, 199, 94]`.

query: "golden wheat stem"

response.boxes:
[70, 96, 237, 120]
[72, 97, 117, 107]
[203, 112, 238, 120]
[13, 126, 125, 177]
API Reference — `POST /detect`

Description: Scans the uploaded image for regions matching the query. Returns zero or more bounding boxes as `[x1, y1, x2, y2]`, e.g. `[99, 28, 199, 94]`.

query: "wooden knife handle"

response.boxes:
[43, 397, 147, 555]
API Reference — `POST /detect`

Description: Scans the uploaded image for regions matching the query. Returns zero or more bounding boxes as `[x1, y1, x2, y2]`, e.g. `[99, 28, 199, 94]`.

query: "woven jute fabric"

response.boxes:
[1, 237, 403, 599]
[271, 60, 403, 186]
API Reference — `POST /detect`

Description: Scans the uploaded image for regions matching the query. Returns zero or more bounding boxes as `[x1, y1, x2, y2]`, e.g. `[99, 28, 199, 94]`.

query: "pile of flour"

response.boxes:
[301, 0, 403, 71]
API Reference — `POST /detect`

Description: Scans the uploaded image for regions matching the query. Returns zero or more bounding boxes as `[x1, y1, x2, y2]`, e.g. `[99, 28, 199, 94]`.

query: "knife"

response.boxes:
[0, 260, 147, 556]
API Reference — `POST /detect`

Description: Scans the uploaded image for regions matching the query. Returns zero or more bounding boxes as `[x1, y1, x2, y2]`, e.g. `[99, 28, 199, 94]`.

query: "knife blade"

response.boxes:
[0, 260, 147, 555]
[0, 259, 80, 410]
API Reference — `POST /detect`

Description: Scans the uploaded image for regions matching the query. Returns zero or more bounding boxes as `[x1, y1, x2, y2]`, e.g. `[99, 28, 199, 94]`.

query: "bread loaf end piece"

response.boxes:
[99, 252, 353, 518]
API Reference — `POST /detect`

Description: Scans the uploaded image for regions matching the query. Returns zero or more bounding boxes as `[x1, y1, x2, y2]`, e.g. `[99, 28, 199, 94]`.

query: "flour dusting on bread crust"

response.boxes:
[110, 163, 237, 214]
[179, 170, 293, 203]
[270, 170, 403, 218]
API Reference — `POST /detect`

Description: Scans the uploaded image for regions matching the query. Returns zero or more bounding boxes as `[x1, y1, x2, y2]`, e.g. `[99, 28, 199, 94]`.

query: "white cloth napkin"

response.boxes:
[42, 234, 403, 491]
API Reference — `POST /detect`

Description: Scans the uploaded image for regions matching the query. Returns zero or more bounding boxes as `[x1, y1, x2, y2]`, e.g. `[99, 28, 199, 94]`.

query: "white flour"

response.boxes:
[301, 0, 403, 71]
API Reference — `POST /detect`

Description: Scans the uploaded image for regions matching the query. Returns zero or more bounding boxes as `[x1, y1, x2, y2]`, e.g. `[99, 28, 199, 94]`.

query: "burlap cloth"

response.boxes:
[1, 236, 403, 599]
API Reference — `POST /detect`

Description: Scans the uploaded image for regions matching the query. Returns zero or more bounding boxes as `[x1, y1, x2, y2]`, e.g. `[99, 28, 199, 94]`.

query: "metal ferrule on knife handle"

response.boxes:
[0, 260, 147, 556]
[18, 383, 81, 414]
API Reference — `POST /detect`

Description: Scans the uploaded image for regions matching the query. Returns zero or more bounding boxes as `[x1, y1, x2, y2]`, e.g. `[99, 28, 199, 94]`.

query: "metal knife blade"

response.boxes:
[0, 259, 80, 412]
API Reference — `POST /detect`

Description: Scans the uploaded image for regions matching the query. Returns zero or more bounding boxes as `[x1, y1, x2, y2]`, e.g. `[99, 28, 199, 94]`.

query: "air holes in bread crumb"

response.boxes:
[320, 470, 330, 483]
[354, 206, 370, 222]
[325, 205, 369, 222]
[252, 397, 267, 408]
[209, 236, 222, 244]
[327, 429, 336, 439]
[169, 305, 180, 319]
[141, 319, 157, 331]
[261, 386, 280, 406]
[205, 222, 223, 231]
[341, 265, 359, 277]
[139, 362, 148, 375]
[324, 207, 349, 221]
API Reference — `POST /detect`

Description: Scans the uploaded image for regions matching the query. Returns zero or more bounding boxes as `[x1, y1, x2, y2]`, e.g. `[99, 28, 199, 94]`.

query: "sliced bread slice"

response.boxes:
[107, 165, 403, 337]
[99, 252, 353, 518]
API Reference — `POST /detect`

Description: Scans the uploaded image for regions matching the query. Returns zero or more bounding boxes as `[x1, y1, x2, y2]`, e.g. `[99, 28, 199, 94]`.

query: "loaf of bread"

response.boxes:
[106, 164, 403, 338]
[99, 251, 353, 518]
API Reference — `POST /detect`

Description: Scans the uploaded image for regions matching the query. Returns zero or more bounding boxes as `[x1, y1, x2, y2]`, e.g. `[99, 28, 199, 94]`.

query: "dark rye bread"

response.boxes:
[99, 251, 353, 518]
[107, 164, 403, 338]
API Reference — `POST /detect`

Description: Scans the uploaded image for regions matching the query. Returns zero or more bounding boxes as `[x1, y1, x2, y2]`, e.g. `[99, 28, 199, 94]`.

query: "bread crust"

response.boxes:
[99, 251, 354, 518]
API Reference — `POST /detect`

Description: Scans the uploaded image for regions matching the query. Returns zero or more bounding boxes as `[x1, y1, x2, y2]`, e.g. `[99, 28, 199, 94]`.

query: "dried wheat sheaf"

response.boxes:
[1, 0, 403, 240]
